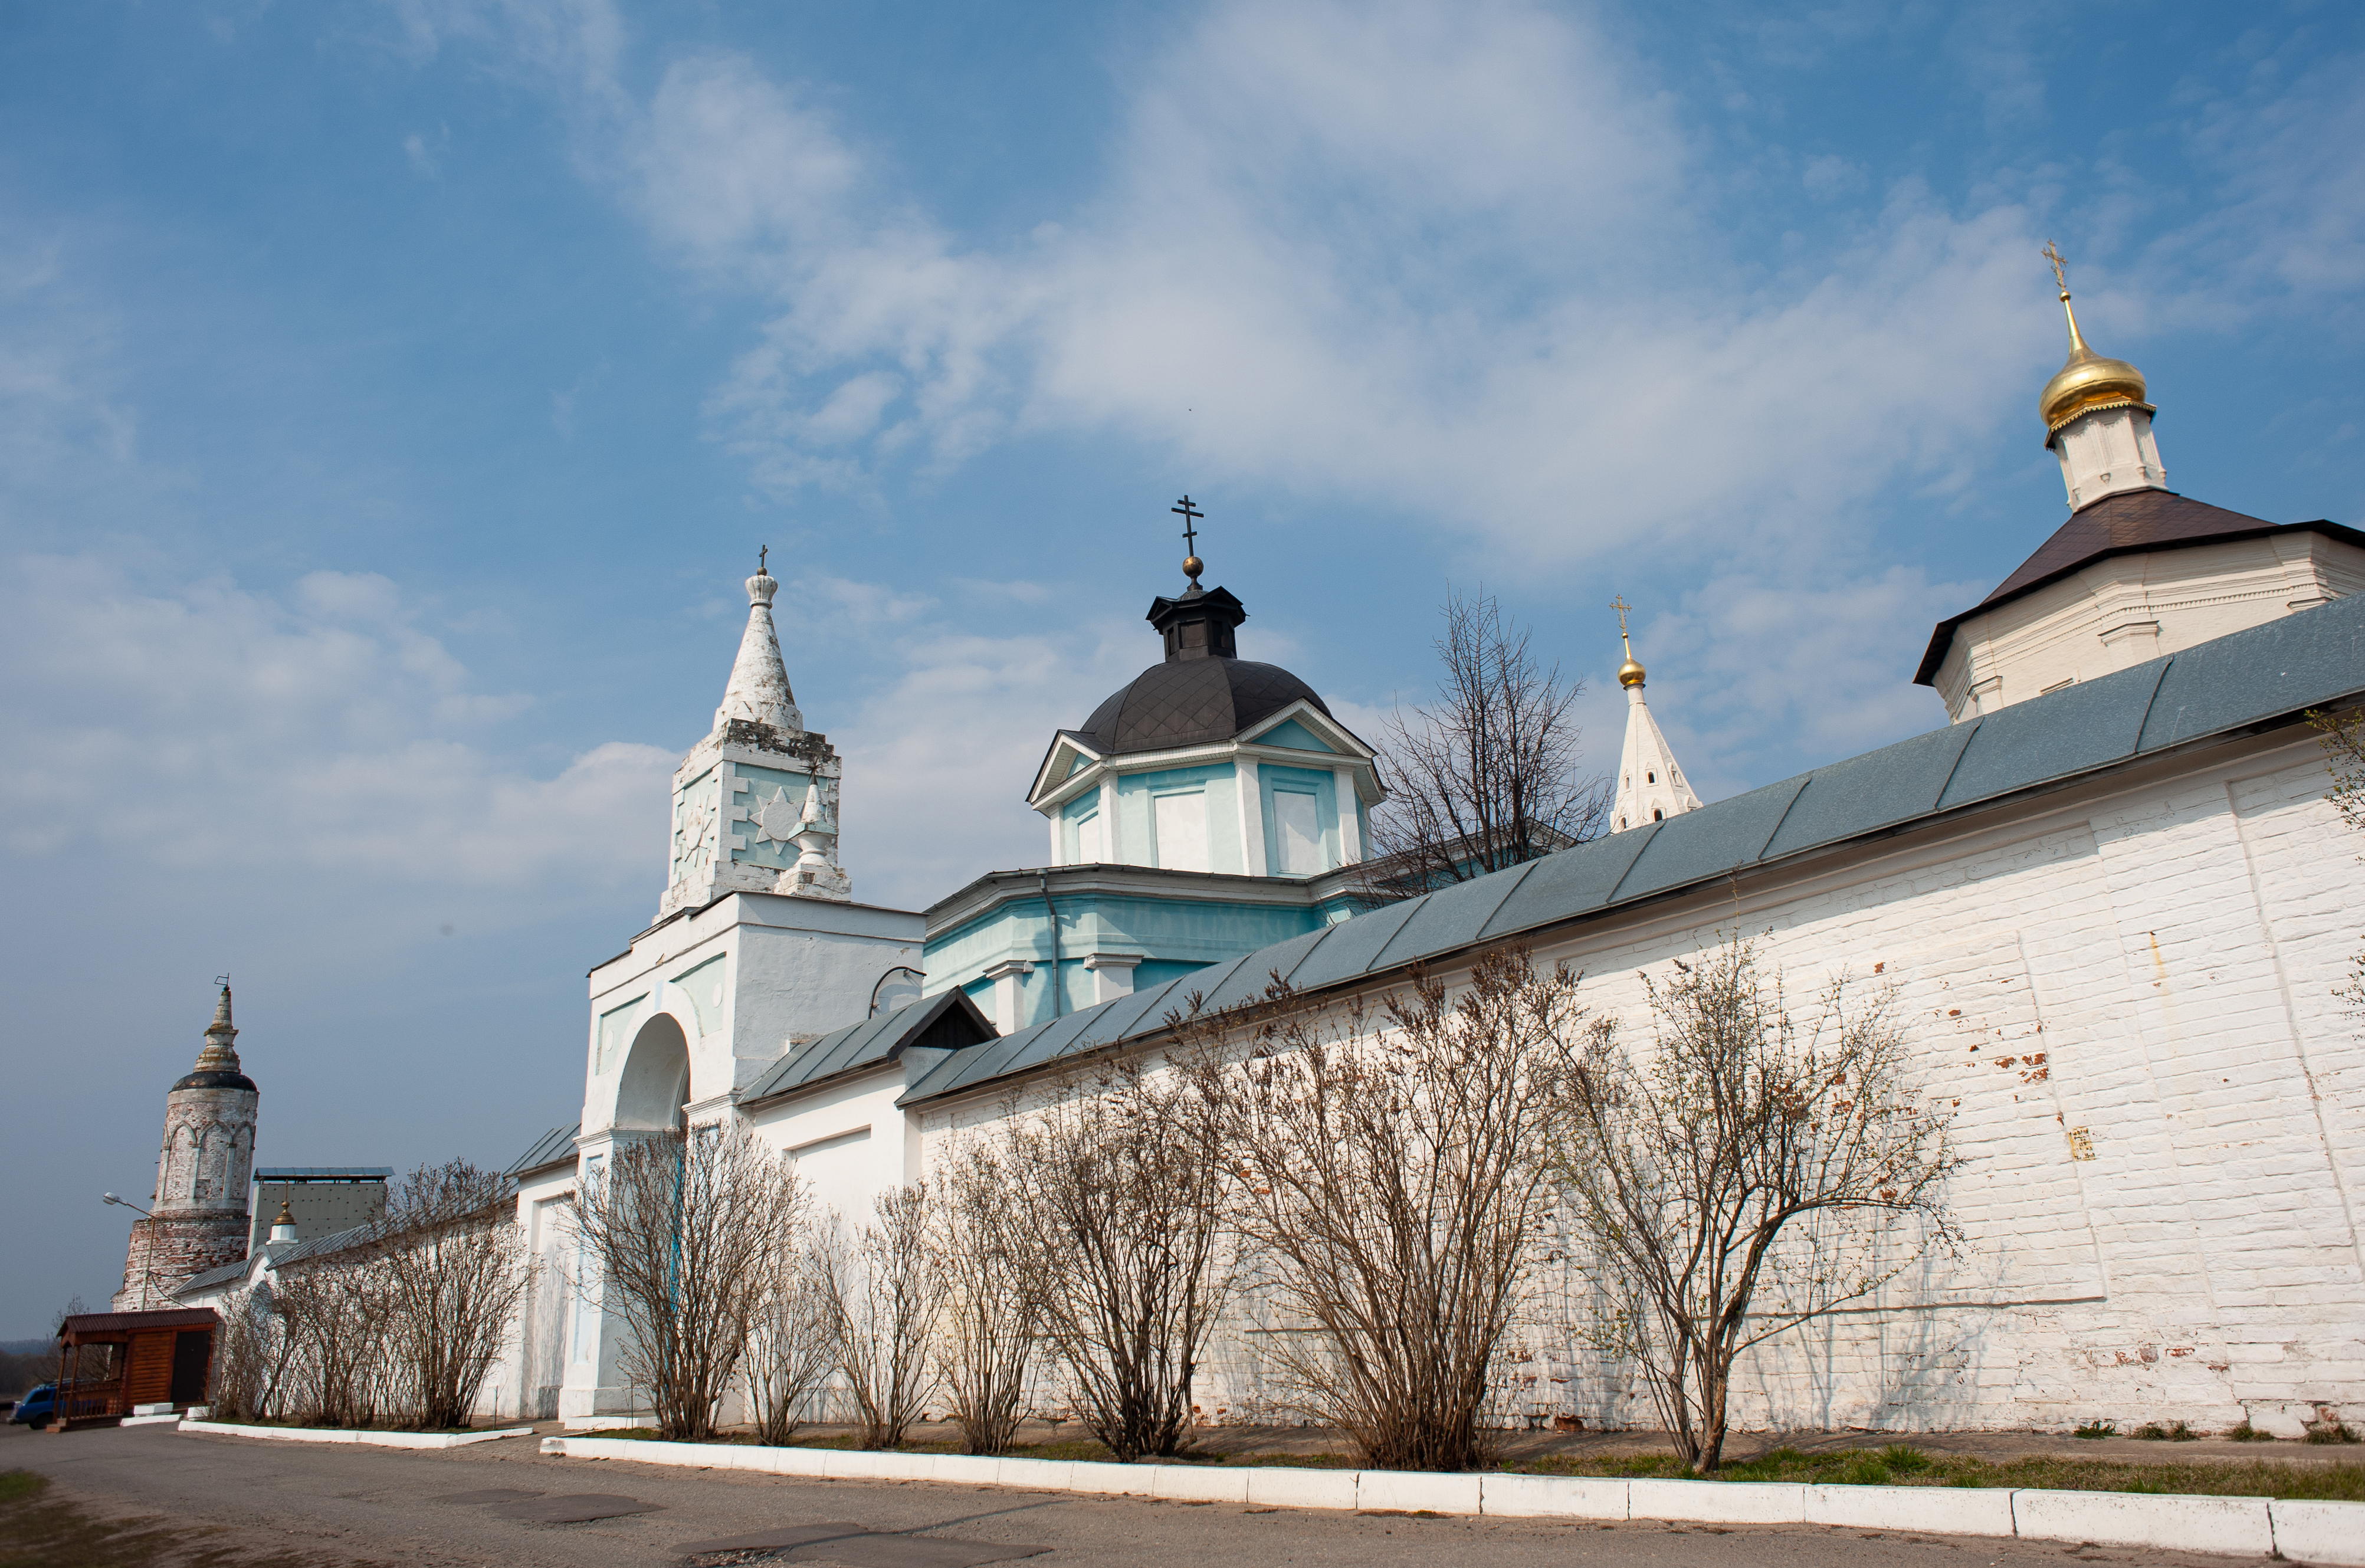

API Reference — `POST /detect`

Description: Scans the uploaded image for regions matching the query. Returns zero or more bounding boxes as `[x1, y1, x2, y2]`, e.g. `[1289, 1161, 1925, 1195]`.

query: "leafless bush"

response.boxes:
[1180, 947, 1585, 1471]
[1001, 1051, 1234, 1462]
[570, 1121, 796, 1441]
[1360, 587, 1608, 901]
[272, 1252, 396, 1427]
[206, 1285, 288, 1421]
[742, 1188, 832, 1448]
[376, 1160, 529, 1429]
[819, 1183, 945, 1450]
[932, 1141, 1041, 1455]
[2309, 704, 2365, 1015]
[1554, 936, 1959, 1472]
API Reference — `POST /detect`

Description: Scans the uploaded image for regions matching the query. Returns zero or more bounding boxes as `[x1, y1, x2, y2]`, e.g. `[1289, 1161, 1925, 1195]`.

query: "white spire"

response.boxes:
[715, 556, 803, 737]
[1608, 609, 1701, 834]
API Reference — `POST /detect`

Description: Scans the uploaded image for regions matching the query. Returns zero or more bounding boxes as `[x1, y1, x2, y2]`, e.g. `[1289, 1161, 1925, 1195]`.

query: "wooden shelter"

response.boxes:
[48, 1307, 217, 1430]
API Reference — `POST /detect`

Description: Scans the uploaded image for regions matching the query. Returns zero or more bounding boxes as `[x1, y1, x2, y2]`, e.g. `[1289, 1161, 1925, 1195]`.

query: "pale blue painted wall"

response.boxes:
[1257, 717, 1337, 754]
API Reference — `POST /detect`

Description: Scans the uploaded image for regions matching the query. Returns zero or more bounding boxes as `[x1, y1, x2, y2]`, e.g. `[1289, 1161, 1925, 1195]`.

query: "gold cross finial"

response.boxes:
[2042, 240, 2069, 299]
[1610, 595, 1632, 648]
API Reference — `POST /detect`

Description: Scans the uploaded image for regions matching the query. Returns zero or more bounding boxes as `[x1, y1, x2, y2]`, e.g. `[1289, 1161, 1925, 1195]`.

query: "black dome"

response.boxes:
[1079, 657, 1329, 756]
[172, 1069, 257, 1093]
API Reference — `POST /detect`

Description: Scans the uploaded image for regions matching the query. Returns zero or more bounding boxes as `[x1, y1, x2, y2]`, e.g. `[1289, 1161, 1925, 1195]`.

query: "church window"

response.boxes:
[1274, 790, 1321, 875]
[1648, 770, 1655, 783]
[1153, 791, 1209, 873]
[1069, 809, 1101, 862]
[1653, 808, 1663, 821]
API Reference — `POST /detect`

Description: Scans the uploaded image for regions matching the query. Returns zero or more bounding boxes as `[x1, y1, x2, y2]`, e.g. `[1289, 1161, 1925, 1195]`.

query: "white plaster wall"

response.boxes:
[742, 1064, 920, 1234]
[1934, 534, 2365, 721]
[907, 729, 2363, 1433]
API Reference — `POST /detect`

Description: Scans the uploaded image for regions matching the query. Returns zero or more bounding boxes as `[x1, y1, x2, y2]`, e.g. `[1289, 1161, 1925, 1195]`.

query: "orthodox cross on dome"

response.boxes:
[759, 544, 769, 573]
[2043, 239, 2070, 298]
[1172, 495, 1205, 585]
[1610, 594, 1633, 645]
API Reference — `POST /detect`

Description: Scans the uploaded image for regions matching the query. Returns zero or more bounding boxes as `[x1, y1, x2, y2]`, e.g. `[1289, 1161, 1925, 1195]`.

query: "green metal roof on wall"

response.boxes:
[896, 592, 2365, 1111]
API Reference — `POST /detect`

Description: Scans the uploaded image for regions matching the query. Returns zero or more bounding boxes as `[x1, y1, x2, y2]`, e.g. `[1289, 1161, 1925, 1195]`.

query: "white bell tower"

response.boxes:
[659, 555, 852, 916]
[1608, 599, 1701, 834]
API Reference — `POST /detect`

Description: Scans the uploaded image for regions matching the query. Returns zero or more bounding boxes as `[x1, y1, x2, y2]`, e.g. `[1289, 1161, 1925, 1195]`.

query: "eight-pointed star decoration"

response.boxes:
[754, 785, 805, 848]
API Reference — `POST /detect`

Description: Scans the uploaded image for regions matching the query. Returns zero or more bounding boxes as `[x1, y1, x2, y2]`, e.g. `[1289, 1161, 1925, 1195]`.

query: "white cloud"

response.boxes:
[0, 555, 674, 888]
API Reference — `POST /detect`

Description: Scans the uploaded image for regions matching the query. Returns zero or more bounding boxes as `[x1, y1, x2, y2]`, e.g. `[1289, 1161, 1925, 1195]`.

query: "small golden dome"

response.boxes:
[2039, 289, 2148, 433]
[1618, 655, 1646, 688]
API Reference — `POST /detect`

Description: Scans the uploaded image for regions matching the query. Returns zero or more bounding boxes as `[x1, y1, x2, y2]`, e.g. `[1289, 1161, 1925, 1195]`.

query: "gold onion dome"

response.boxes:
[1618, 654, 1646, 688]
[2039, 286, 2149, 434]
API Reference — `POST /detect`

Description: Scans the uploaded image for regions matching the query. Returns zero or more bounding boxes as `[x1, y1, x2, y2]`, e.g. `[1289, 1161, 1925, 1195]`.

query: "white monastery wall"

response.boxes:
[902, 729, 2363, 1435]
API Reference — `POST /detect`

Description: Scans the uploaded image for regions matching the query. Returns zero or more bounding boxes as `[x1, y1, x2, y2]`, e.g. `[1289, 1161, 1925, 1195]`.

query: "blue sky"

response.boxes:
[3, 0, 2360, 1333]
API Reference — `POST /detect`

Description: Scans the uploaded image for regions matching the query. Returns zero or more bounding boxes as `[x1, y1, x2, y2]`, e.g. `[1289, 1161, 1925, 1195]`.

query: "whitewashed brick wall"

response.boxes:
[913, 730, 2363, 1436]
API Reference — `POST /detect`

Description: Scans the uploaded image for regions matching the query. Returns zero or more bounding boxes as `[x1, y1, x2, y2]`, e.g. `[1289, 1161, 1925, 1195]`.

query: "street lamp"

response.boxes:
[101, 1192, 151, 1216]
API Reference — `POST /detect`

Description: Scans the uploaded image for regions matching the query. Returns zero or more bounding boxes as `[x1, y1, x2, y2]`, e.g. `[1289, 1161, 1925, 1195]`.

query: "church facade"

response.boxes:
[501, 275, 2364, 1438]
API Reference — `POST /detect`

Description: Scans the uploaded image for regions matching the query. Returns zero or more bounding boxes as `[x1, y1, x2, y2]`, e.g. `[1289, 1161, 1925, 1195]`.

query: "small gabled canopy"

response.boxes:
[743, 988, 996, 1106]
[507, 1124, 581, 1179]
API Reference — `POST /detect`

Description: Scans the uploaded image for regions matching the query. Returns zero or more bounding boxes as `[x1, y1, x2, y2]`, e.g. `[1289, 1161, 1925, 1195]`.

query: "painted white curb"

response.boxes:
[535, 1435, 2365, 1561]
[121, 1413, 185, 1428]
[1805, 1481, 2016, 1538]
[179, 1419, 535, 1450]
[2271, 1500, 2365, 1568]
[2012, 1489, 2274, 1558]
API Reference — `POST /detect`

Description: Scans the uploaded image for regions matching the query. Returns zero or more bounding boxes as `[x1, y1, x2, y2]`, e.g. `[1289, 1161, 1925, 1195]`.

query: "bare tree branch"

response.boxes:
[933, 1140, 1042, 1455]
[1553, 936, 1960, 1472]
[376, 1160, 529, 1429]
[569, 1122, 795, 1441]
[999, 1052, 1235, 1462]
[1179, 947, 1586, 1470]
[1360, 587, 1609, 902]
[819, 1183, 946, 1450]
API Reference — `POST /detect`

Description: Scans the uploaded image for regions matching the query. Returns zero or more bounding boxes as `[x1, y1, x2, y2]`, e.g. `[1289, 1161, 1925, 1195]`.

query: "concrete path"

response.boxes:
[1, 1422, 2282, 1568]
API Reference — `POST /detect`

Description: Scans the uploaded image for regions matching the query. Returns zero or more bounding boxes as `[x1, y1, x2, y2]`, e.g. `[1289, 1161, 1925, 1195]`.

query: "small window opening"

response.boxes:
[1652, 808, 1664, 821]
[1647, 770, 1655, 783]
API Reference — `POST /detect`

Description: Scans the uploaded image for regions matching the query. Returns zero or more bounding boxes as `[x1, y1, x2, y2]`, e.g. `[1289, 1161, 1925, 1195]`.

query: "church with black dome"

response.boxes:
[920, 549, 1384, 1036]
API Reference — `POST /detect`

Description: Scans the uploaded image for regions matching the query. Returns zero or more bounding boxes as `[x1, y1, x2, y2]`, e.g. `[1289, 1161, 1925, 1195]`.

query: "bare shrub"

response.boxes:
[1554, 936, 1959, 1472]
[932, 1141, 1041, 1455]
[570, 1121, 796, 1441]
[1360, 587, 1608, 901]
[376, 1160, 529, 1430]
[742, 1189, 833, 1448]
[1182, 947, 1585, 1471]
[1001, 1052, 1234, 1462]
[206, 1285, 287, 1421]
[818, 1183, 946, 1450]
[272, 1252, 396, 1427]
[2309, 704, 2365, 1014]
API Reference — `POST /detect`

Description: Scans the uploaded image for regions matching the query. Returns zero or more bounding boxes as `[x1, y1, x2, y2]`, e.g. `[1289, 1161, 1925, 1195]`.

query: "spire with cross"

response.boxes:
[1172, 495, 1205, 586]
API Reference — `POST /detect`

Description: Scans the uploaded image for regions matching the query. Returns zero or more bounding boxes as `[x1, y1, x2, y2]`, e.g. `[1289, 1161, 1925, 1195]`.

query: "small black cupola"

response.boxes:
[1146, 584, 1246, 661]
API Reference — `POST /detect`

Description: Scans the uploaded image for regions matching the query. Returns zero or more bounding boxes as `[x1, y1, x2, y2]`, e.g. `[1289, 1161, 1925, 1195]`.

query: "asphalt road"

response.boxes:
[1, 1422, 2278, 1568]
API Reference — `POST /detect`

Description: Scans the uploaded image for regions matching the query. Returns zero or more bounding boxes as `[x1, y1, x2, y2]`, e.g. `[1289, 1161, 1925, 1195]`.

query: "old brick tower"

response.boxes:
[114, 986, 258, 1310]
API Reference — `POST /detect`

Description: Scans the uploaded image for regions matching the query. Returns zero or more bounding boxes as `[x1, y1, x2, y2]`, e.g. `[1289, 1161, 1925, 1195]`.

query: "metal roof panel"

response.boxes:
[1477, 822, 1660, 942]
[1937, 661, 2165, 811]
[2138, 592, 2365, 752]
[1284, 895, 1426, 990]
[1189, 926, 1335, 1012]
[1615, 774, 1810, 901]
[1369, 861, 1539, 971]
[1760, 721, 1980, 862]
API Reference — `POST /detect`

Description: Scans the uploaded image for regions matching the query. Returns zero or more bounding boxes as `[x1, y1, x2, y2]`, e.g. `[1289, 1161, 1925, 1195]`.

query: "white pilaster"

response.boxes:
[983, 960, 1034, 1036]
[1081, 952, 1140, 1005]
[1099, 778, 1120, 861]
[1332, 766, 1363, 864]
[1235, 758, 1266, 877]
